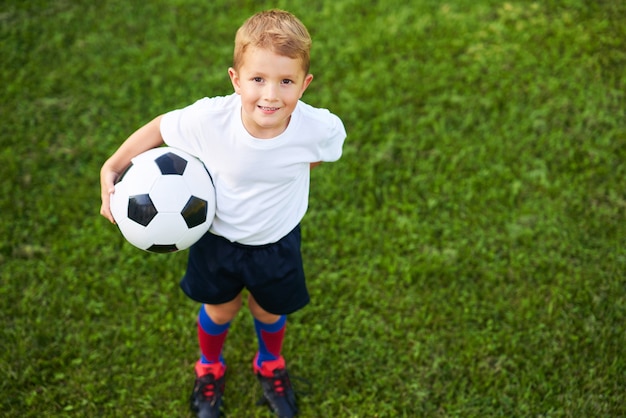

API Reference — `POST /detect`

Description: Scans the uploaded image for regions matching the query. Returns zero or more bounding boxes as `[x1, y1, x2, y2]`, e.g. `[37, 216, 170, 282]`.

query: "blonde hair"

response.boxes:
[233, 10, 312, 73]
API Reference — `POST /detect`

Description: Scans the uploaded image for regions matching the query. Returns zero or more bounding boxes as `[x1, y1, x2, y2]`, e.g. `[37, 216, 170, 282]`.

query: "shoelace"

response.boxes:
[196, 374, 222, 406]
[273, 370, 313, 396]
[270, 368, 291, 396]
[256, 369, 312, 406]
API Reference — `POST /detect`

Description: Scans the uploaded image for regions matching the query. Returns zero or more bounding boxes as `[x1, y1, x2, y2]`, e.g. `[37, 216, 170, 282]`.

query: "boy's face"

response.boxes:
[228, 47, 313, 139]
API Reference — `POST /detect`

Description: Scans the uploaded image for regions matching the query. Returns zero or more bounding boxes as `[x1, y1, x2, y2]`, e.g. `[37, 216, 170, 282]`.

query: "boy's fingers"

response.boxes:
[100, 207, 116, 224]
[100, 188, 117, 224]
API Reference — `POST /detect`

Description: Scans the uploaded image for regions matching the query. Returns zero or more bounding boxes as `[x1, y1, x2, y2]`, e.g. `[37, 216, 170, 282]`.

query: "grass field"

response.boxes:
[1, 0, 625, 416]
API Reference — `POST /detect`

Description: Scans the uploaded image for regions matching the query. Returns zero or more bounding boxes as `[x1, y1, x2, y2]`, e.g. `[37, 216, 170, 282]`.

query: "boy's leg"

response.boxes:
[195, 297, 242, 371]
[248, 294, 297, 417]
[249, 293, 286, 368]
[198, 304, 232, 367]
[253, 315, 286, 368]
[190, 297, 242, 418]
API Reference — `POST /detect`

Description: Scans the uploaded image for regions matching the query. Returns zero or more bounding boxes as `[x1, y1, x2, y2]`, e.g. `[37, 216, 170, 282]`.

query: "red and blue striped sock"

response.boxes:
[254, 315, 287, 369]
[197, 305, 230, 366]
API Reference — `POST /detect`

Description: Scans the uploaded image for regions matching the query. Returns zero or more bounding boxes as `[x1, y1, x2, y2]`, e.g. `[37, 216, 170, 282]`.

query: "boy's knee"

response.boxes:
[204, 295, 243, 324]
[247, 294, 281, 324]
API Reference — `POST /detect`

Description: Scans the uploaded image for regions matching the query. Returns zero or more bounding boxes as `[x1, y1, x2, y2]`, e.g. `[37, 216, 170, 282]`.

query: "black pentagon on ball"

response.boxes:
[147, 244, 179, 253]
[155, 152, 188, 175]
[181, 196, 208, 228]
[128, 194, 157, 226]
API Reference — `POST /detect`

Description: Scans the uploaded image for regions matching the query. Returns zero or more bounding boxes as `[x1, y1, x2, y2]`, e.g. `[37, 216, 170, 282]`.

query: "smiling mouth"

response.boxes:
[259, 106, 280, 111]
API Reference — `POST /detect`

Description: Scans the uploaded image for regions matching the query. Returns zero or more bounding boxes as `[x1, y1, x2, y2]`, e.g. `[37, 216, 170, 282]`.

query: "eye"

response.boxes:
[281, 79, 294, 85]
[252, 77, 263, 83]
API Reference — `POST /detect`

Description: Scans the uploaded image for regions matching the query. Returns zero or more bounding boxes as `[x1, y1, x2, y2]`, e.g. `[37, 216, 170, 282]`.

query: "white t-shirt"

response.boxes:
[160, 93, 346, 245]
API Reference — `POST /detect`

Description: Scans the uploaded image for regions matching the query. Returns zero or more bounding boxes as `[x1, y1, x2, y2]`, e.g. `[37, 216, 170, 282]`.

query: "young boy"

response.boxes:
[99, 9, 346, 418]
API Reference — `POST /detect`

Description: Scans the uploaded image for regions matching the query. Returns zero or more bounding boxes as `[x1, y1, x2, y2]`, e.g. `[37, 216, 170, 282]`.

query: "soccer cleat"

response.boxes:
[190, 361, 226, 418]
[254, 355, 298, 417]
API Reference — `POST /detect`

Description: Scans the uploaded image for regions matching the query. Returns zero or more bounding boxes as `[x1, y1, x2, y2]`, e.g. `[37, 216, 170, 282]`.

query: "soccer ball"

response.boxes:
[110, 147, 215, 253]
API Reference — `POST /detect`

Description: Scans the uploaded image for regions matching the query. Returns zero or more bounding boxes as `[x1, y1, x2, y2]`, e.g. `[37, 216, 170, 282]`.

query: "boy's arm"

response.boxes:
[100, 115, 165, 223]
[310, 162, 321, 169]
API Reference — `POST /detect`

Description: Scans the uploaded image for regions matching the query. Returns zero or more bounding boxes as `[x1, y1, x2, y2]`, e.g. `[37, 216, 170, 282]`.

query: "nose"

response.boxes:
[264, 83, 279, 101]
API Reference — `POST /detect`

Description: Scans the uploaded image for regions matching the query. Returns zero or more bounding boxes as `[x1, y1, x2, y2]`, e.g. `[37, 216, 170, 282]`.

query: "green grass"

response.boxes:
[2, 0, 625, 416]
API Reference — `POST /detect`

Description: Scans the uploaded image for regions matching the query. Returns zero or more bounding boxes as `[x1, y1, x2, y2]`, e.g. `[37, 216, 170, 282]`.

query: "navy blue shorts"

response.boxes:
[180, 225, 309, 315]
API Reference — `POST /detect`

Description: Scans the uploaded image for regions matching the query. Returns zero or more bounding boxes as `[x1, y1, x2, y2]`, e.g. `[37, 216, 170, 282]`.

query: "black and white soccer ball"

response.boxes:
[110, 147, 215, 253]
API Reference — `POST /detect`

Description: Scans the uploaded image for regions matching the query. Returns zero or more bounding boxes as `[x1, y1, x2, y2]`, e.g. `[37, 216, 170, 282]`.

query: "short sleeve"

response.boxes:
[319, 113, 346, 162]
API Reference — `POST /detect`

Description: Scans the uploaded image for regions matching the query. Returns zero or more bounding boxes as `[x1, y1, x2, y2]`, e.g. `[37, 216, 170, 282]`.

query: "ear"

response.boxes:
[228, 67, 241, 94]
[299, 74, 314, 98]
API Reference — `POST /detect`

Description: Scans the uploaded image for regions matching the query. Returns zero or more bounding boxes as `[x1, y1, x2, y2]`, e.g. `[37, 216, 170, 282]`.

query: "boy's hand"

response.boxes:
[100, 168, 119, 224]
[98, 115, 165, 223]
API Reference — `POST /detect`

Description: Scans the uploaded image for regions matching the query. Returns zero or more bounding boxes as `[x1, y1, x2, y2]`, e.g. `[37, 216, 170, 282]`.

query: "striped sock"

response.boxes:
[254, 315, 287, 368]
[197, 305, 230, 366]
